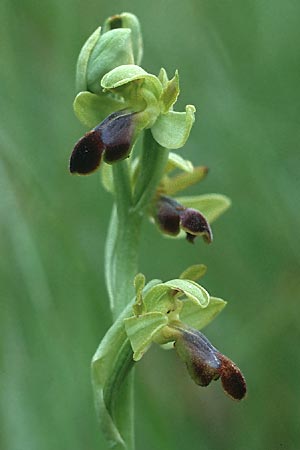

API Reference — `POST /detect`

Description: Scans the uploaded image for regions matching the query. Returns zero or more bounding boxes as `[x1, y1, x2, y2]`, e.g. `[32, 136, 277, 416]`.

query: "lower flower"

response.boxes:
[155, 195, 213, 243]
[173, 326, 247, 400]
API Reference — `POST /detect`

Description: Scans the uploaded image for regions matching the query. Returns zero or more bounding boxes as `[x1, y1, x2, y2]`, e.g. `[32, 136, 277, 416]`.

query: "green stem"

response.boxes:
[133, 129, 169, 211]
[103, 132, 169, 450]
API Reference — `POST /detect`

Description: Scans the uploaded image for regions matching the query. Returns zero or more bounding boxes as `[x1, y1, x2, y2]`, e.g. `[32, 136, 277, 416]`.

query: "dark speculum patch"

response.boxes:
[101, 112, 135, 163]
[156, 199, 181, 235]
[70, 129, 104, 174]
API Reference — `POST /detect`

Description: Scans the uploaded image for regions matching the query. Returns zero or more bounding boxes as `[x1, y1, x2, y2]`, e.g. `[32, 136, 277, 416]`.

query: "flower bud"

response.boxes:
[70, 110, 138, 174]
[103, 13, 143, 65]
[174, 327, 247, 400]
[75, 23, 135, 94]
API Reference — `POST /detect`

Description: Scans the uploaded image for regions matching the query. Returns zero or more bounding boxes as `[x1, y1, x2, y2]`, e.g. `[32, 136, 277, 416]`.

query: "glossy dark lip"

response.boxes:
[69, 110, 136, 175]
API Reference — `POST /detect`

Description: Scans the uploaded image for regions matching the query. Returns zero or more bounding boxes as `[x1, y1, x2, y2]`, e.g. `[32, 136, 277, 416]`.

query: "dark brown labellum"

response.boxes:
[180, 208, 213, 243]
[156, 197, 181, 235]
[217, 354, 247, 401]
[69, 129, 104, 175]
[70, 110, 137, 174]
[173, 326, 247, 400]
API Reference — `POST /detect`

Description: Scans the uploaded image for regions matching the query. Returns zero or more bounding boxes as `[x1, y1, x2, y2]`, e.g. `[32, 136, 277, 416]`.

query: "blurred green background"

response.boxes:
[1, 0, 300, 449]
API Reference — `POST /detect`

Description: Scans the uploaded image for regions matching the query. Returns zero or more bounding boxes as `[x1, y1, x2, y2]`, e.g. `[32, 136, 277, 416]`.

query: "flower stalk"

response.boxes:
[69, 12, 246, 450]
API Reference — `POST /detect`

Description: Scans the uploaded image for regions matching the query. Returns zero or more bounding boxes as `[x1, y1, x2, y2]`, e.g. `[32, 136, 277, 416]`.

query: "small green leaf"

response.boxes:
[164, 279, 210, 307]
[151, 105, 196, 149]
[179, 264, 207, 281]
[73, 91, 125, 128]
[91, 302, 134, 450]
[180, 297, 227, 330]
[166, 152, 194, 173]
[124, 312, 168, 361]
[76, 27, 101, 93]
[160, 70, 180, 113]
[176, 194, 231, 223]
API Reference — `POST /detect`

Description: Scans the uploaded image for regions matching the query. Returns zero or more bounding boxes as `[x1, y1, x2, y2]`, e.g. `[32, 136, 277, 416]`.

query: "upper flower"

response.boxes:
[71, 26, 196, 174]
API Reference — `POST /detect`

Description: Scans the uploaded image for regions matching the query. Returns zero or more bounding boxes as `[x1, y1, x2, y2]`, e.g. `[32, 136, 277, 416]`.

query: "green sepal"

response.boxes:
[87, 29, 134, 94]
[151, 105, 196, 149]
[160, 70, 180, 113]
[124, 312, 168, 361]
[179, 264, 207, 281]
[73, 91, 126, 128]
[103, 13, 143, 66]
[176, 193, 231, 223]
[180, 296, 227, 330]
[164, 279, 210, 307]
[101, 65, 162, 100]
[166, 152, 194, 173]
[75, 27, 101, 93]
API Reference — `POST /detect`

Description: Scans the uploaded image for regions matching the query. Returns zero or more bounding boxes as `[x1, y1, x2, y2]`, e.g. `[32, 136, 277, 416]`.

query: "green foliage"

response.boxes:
[1, 1, 300, 450]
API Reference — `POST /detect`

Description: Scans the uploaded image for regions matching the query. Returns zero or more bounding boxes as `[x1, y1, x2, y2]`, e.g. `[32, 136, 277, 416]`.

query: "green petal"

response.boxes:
[166, 152, 194, 173]
[160, 70, 180, 113]
[124, 312, 168, 361]
[176, 193, 231, 223]
[163, 166, 208, 195]
[73, 91, 125, 128]
[164, 279, 210, 307]
[179, 264, 207, 281]
[151, 105, 196, 149]
[158, 67, 169, 88]
[180, 297, 227, 330]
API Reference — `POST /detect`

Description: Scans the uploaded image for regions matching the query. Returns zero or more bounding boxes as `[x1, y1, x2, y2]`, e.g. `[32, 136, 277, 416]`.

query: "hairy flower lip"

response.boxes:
[69, 109, 137, 174]
[180, 208, 213, 244]
[69, 128, 104, 175]
[155, 195, 213, 244]
[174, 327, 247, 400]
